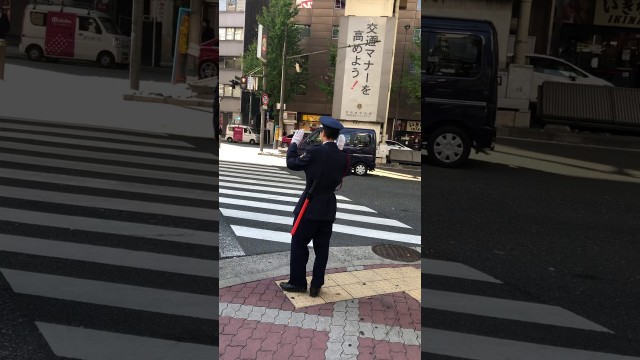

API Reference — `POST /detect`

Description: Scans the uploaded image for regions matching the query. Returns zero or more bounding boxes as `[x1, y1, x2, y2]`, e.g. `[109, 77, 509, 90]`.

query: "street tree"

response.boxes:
[315, 43, 338, 101]
[242, 0, 308, 114]
[400, 40, 421, 105]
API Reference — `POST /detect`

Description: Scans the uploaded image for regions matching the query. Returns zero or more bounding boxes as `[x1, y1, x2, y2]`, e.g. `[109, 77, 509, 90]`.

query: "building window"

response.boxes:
[220, 57, 242, 70]
[413, 29, 421, 43]
[219, 27, 244, 40]
[233, 87, 242, 97]
[427, 32, 482, 78]
[226, 0, 237, 11]
[219, 84, 243, 98]
[332, 25, 339, 39]
[417, 0, 421, 10]
[295, 83, 307, 96]
[399, 0, 407, 10]
[335, 0, 346, 9]
[297, 25, 311, 38]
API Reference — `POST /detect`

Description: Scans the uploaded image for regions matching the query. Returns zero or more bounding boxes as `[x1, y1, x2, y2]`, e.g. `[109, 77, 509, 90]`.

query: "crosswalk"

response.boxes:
[0, 118, 218, 359]
[420, 256, 640, 359]
[219, 160, 421, 258]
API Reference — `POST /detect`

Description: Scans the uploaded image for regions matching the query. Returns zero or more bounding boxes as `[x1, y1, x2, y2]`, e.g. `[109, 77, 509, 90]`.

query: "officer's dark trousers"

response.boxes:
[289, 215, 334, 289]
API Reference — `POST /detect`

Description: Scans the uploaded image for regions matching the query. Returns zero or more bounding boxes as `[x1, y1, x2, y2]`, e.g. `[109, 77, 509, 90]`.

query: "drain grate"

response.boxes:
[371, 244, 421, 262]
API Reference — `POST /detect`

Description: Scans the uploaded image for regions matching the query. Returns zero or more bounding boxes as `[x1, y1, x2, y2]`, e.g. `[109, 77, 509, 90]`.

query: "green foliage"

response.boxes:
[401, 40, 421, 105]
[315, 43, 338, 101]
[241, 0, 306, 109]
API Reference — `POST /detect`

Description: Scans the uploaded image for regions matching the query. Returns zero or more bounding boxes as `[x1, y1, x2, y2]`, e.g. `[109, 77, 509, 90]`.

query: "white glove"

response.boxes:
[337, 134, 346, 150]
[291, 129, 305, 145]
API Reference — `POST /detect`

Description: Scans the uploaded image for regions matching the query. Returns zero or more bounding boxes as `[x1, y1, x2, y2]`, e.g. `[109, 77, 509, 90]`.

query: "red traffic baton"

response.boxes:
[290, 180, 318, 236]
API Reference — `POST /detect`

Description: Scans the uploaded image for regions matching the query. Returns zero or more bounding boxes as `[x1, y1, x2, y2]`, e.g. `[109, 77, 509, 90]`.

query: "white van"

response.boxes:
[225, 125, 259, 144]
[19, 4, 130, 67]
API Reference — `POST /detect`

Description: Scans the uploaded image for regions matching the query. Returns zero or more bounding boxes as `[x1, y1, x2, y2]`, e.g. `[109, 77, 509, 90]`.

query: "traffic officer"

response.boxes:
[280, 116, 349, 297]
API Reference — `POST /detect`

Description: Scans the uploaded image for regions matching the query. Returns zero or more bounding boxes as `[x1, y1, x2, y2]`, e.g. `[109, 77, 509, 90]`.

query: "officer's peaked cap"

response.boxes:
[319, 116, 344, 130]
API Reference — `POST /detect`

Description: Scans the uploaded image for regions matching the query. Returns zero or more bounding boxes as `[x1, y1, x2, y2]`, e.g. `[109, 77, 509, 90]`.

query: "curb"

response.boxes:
[497, 127, 640, 150]
[123, 94, 213, 108]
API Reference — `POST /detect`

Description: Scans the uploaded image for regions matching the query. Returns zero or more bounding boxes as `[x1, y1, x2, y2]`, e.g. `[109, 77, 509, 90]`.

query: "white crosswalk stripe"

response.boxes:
[219, 160, 421, 258]
[0, 119, 217, 358]
[420, 258, 640, 359]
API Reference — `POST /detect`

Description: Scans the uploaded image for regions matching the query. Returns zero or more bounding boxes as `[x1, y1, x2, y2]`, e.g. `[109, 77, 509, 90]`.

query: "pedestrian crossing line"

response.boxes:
[221, 208, 421, 244]
[219, 169, 307, 183]
[219, 163, 290, 175]
[0, 235, 217, 278]
[1, 141, 217, 171]
[1, 208, 217, 246]
[219, 160, 286, 170]
[424, 289, 611, 332]
[219, 188, 375, 212]
[220, 197, 411, 228]
[36, 322, 218, 360]
[1, 269, 218, 320]
[219, 175, 305, 189]
[0, 168, 217, 201]
[422, 259, 501, 283]
[0, 131, 216, 160]
[0, 153, 215, 185]
[0, 121, 197, 148]
[0, 185, 217, 221]
[422, 327, 640, 360]
[230, 225, 303, 245]
[219, 181, 351, 201]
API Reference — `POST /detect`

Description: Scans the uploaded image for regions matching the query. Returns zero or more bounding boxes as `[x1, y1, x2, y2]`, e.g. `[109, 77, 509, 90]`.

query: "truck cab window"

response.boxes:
[427, 32, 482, 78]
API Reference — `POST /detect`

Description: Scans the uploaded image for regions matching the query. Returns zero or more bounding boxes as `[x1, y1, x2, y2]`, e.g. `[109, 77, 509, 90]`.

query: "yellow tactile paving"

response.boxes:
[276, 266, 421, 308]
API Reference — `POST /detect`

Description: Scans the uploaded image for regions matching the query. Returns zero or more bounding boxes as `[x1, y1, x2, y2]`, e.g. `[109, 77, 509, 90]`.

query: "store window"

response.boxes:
[219, 27, 243, 40]
[427, 32, 482, 78]
[332, 25, 339, 39]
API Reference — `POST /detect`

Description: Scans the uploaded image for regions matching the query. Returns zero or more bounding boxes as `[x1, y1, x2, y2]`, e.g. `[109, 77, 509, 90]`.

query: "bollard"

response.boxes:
[0, 39, 5, 81]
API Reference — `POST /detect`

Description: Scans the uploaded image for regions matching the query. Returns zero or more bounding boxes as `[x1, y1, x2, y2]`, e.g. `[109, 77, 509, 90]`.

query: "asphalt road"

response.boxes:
[423, 137, 640, 354]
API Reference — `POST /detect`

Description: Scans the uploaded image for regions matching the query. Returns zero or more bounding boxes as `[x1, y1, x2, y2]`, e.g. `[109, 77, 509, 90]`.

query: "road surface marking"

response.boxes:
[219, 169, 307, 183]
[230, 225, 298, 245]
[219, 175, 305, 189]
[219, 181, 351, 201]
[37, 322, 217, 360]
[0, 235, 217, 278]
[219, 188, 372, 211]
[1, 269, 218, 320]
[422, 259, 502, 283]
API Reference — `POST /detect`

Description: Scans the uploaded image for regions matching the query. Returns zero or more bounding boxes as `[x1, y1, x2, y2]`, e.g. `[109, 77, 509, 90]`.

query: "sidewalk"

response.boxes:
[497, 126, 640, 150]
[219, 247, 422, 359]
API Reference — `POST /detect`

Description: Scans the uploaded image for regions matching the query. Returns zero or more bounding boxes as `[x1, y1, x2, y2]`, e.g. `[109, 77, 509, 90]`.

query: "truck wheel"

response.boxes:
[226, 137, 233, 142]
[249, 139, 256, 144]
[26, 45, 44, 61]
[427, 126, 471, 168]
[97, 51, 115, 68]
[353, 163, 368, 176]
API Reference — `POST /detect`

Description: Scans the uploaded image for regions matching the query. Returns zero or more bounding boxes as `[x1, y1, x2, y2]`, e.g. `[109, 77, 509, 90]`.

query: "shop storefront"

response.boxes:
[298, 114, 322, 132]
[553, 0, 640, 88]
[392, 120, 422, 150]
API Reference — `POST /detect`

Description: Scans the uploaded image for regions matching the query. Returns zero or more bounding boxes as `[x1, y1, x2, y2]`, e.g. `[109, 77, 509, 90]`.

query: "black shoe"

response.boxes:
[280, 282, 307, 293]
[309, 287, 320, 297]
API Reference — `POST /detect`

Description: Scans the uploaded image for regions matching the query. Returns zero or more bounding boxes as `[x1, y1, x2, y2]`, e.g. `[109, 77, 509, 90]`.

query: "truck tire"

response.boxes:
[427, 126, 471, 168]
[26, 45, 44, 61]
[97, 51, 115, 68]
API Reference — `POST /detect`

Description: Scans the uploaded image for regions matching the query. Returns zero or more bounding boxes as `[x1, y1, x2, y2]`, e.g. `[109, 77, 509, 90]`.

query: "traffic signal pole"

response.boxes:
[259, 64, 267, 152]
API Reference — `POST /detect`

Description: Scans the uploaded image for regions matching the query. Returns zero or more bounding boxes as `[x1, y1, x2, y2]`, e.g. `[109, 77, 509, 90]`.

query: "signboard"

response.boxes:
[261, 93, 269, 105]
[257, 24, 268, 62]
[248, 76, 254, 90]
[296, 0, 313, 8]
[332, 16, 396, 124]
[233, 126, 243, 142]
[45, 12, 76, 58]
[594, 0, 640, 28]
[407, 121, 421, 132]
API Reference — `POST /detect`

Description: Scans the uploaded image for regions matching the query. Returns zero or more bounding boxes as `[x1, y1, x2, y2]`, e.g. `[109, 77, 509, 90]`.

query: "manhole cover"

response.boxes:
[371, 244, 421, 262]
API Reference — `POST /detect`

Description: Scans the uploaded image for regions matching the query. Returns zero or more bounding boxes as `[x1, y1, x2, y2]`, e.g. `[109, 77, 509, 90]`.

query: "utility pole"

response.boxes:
[260, 64, 267, 152]
[393, 24, 411, 143]
[129, 0, 144, 90]
[275, 25, 287, 150]
[514, 0, 533, 65]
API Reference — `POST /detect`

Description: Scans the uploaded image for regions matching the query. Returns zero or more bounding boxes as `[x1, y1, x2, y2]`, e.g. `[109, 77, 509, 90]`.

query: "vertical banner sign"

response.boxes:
[333, 16, 395, 124]
[45, 12, 76, 58]
[171, 8, 190, 84]
[257, 24, 268, 62]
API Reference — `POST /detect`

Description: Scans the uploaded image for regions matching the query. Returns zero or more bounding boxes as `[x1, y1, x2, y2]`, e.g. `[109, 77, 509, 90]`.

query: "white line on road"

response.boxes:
[219, 188, 374, 212]
[230, 225, 300, 245]
[219, 169, 306, 183]
[424, 289, 611, 332]
[422, 327, 639, 360]
[422, 259, 502, 283]
[222, 209, 421, 244]
[219, 162, 287, 174]
[219, 176, 305, 189]
[1, 269, 218, 320]
[37, 322, 218, 360]
[0, 185, 217, 221]
[0, 153, 215, 185]
[0, 208, 217, 246]
[0, 168, 217, 200]
[220, 197, 410, 228]
[219, 182, 351, 201]
[0, 235, 218, 278]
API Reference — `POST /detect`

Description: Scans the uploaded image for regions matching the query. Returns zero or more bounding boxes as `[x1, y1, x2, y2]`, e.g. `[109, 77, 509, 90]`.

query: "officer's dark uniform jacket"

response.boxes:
[286, 141, 349, 221]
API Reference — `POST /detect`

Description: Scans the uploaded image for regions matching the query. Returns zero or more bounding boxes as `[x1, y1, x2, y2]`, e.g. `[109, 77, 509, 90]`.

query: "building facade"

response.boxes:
[218, 0, 245, 127]
[284, 0, 421, 149]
